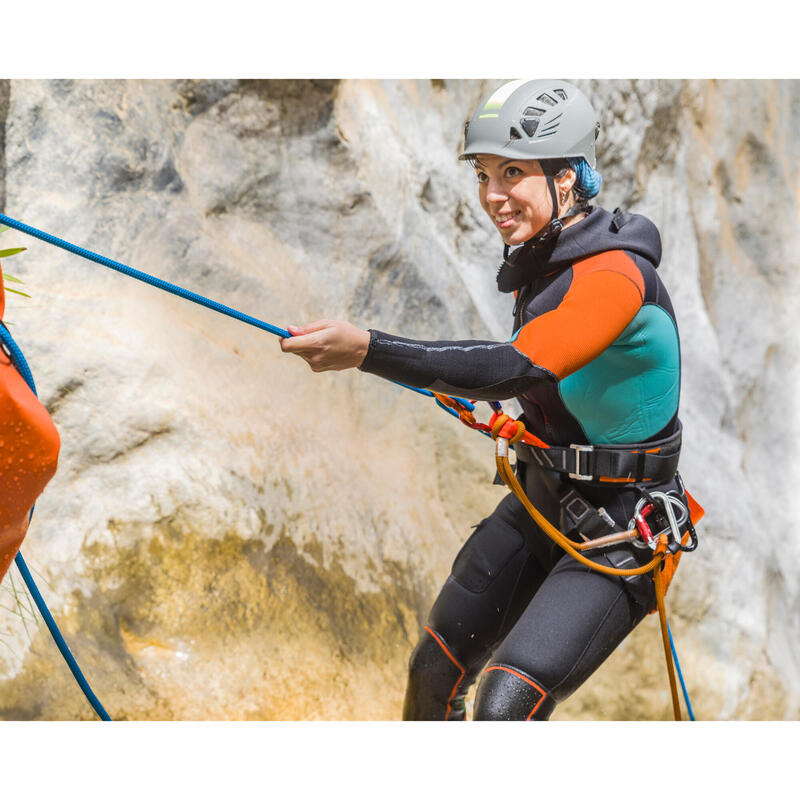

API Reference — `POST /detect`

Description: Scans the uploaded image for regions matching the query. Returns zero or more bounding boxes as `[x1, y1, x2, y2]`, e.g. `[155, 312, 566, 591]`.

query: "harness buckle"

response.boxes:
[569, 444, 594, 481]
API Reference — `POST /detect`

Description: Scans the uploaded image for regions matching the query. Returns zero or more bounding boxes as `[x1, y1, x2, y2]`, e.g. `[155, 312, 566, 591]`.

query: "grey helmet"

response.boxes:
[460, 79, 599, 169]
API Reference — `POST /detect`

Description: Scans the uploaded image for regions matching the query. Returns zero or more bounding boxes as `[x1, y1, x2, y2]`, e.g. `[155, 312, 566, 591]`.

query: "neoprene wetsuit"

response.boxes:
[359, 206, 685, 720]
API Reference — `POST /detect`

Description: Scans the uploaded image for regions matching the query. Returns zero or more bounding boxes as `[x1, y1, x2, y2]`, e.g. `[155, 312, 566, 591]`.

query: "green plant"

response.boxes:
[0, 224, 30, 298]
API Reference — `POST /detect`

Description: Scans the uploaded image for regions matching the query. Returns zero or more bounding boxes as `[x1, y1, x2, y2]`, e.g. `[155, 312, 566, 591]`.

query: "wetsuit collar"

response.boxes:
[496, 206, 663, 293]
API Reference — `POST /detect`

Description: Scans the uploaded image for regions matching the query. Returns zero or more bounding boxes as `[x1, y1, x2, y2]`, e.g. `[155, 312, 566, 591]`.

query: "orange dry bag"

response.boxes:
[0, 262, 60, 583]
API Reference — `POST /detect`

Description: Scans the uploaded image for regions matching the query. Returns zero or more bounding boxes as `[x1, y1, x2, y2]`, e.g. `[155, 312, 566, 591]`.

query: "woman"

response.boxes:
[280, 79, 688, 720]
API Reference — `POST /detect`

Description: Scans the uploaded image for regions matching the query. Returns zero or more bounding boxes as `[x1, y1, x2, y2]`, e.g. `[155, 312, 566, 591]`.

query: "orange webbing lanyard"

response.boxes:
[490, 413, 683, 721]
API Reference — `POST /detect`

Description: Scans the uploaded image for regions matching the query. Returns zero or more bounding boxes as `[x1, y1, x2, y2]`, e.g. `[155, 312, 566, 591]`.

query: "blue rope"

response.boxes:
[0, 214, 290, 339]
[0, 213, 478, 414]
[0, 322, 111, 721]
[0, 323, 37, 393]
[394, 383, 475, 412]
[13, 553, 111, 720]
[667, 620, 695, 721]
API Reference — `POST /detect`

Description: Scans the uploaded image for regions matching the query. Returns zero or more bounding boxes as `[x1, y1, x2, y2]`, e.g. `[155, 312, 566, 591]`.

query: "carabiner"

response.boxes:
[630, 490, 690, 552]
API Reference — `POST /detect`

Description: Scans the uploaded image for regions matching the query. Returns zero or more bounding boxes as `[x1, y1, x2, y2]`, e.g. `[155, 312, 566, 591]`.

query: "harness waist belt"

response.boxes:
[514, 423, 681, 485]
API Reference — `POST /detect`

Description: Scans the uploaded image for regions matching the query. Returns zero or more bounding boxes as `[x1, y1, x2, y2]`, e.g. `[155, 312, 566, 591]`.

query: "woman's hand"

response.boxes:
[279, 320, 371, 372]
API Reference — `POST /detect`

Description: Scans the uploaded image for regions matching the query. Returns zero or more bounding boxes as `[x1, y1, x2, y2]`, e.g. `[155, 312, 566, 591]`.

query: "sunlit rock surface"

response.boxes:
[0, 79, 797, 720]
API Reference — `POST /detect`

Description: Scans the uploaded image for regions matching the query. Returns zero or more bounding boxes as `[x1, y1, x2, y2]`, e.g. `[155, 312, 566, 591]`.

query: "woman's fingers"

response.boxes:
[280, 321, 331, 354]
[280, 329, 321, 353]
[286, 319, 333, 337]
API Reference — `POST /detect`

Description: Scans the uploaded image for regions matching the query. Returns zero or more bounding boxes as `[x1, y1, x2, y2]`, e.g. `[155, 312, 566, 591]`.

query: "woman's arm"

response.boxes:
[279, 319, 552, 400]
[359, 329, 555, 401]
[280, 262, 644, 402]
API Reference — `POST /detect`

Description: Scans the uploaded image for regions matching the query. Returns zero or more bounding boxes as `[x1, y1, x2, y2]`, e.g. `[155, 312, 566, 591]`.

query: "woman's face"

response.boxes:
[474, 155, 554, 246]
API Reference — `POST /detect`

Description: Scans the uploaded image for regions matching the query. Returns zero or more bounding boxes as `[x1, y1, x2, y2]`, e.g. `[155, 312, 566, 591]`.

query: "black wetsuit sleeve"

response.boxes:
[358, 329, 557, 401]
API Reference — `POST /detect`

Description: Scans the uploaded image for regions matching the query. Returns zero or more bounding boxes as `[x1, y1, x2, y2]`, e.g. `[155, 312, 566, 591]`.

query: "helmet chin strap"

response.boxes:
[535, 173, 588, 243]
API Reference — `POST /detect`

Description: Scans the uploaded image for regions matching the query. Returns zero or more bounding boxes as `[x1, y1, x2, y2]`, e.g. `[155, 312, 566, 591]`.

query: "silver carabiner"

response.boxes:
[630, 492, 688, 550]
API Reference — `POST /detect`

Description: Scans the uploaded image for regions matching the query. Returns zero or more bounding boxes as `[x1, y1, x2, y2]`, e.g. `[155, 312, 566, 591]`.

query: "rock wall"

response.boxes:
[0, 79, 797, 720]
[0, 79, 8, 212]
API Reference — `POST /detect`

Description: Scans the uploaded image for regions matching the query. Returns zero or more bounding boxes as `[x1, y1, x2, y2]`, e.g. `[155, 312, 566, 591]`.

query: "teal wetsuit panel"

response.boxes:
[558, 304, 680, 444]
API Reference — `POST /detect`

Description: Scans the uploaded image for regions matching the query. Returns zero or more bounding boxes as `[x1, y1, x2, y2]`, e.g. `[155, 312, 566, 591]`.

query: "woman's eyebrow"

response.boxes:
[476, 159, 518, 170]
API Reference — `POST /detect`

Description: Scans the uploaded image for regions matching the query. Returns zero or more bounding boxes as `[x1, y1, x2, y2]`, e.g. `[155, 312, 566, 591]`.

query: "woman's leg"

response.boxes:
[402, 492, 553, 720]
[473, 547, 653, 720]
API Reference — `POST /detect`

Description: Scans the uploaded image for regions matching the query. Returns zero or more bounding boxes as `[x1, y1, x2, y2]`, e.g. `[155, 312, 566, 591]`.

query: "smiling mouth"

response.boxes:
[495, 211, 520, 228]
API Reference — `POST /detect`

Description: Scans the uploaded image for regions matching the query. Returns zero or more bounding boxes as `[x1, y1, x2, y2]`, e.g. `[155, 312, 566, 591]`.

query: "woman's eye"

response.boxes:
[476, 172, 488, 183]
[505, 166, 522, 178]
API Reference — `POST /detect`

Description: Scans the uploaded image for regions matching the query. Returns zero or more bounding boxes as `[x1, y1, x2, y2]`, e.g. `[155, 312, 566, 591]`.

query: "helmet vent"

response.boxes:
[509, 126, 522, 140]
[538, 113, 563, 137]
[553, 88, 568, 101]
[537, 93, 557, 107]
[520, 106, 544, 138]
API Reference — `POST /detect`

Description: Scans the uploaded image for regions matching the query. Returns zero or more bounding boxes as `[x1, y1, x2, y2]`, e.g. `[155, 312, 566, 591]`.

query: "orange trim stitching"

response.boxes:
[484, 665, 548, 720]
[425, 626, 466, 721]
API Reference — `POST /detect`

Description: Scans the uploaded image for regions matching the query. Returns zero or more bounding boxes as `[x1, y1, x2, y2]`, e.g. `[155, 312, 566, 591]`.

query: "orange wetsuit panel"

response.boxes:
[511, 251, 645, 380]
[0, 265, 61, 583]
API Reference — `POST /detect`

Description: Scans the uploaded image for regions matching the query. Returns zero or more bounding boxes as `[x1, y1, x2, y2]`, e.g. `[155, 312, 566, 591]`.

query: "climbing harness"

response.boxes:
[0, 212, 701, 721]
[514, 423, 683, 485]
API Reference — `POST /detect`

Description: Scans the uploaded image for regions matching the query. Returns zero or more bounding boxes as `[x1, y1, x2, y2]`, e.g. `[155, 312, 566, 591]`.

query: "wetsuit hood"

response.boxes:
[497, 206, 662, 293]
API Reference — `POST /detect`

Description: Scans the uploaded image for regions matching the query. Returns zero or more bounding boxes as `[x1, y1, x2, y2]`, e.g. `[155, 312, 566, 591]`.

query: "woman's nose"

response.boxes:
[485, 177, 507, 204]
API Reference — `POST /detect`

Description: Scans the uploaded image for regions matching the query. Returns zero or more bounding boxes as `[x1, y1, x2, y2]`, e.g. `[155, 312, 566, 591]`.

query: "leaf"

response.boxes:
[0, 226, 8, 235]
[0, 247, 26, 258]
[4, 287, 31, 298]
[2, 273, 24, 283]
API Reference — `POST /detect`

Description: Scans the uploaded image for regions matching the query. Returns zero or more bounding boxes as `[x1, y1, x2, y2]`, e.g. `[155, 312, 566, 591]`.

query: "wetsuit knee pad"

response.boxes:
[403, 627, 472, 721]
[473, 664, 556, 721]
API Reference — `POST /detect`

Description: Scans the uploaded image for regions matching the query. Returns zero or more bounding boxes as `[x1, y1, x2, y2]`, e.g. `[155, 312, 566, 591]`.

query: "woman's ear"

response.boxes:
[555, 167, 577, 197]
[555, 167, 577, 208]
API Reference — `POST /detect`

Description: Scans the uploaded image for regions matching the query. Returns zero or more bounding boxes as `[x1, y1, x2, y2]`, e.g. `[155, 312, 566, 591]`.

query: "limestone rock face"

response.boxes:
[0, 79, 797, 720]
